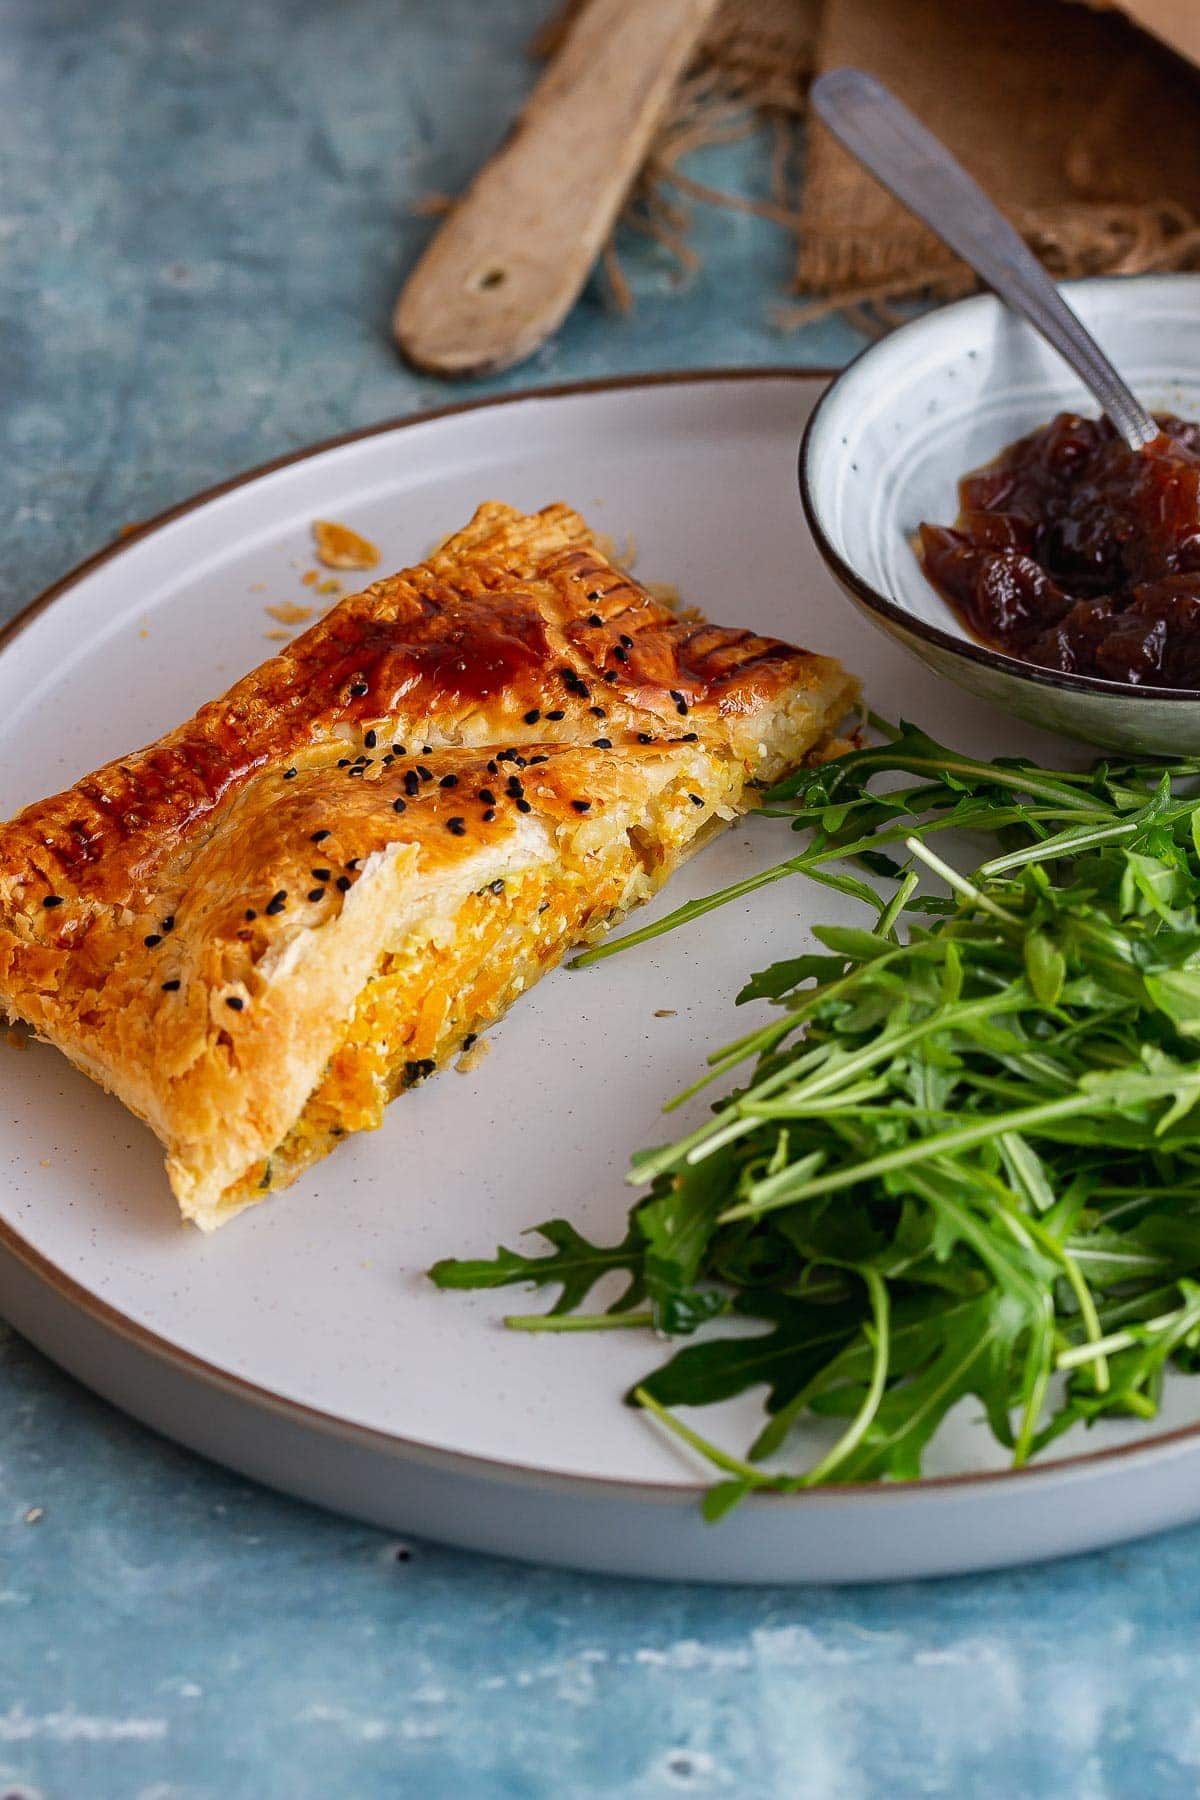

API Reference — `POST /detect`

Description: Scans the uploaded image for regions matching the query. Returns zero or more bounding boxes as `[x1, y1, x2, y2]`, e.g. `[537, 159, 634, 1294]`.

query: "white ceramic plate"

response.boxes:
[6, 371, 1200, 1585]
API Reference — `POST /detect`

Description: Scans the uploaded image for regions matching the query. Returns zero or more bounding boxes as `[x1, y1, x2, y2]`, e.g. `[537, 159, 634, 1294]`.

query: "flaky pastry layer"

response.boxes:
[0, 502, 858, 1228]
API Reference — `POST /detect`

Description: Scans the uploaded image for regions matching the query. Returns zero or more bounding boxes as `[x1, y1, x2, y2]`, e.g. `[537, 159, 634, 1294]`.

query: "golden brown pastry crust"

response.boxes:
[0, 502, 858, 1227]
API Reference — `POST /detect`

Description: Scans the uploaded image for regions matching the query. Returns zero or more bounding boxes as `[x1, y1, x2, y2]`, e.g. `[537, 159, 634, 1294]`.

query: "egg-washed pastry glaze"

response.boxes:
[0, 502, 858, 1229]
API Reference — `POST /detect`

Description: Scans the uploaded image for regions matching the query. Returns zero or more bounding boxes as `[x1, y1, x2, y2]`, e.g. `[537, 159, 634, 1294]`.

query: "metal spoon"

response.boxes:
[809, 68, 1159, 452]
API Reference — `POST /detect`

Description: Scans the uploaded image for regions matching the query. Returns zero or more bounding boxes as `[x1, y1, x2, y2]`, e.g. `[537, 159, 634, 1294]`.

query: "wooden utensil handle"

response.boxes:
[394, 0, 719, 379]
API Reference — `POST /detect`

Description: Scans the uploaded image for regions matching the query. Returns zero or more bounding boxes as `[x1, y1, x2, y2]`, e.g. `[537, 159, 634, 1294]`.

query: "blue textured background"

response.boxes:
[5, 4, 1200, 1796]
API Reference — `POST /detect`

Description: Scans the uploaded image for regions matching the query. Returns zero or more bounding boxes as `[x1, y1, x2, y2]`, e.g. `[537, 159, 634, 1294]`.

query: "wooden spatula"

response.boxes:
[393, 0, 720, 379]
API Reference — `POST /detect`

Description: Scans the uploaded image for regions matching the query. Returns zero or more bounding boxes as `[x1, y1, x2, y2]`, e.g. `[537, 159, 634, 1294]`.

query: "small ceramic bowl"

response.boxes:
[799, 273, 1200, 755]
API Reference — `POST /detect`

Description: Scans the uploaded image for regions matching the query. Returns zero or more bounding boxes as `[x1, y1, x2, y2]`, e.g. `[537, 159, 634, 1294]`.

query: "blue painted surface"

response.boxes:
[4, 3, 1199, 1796]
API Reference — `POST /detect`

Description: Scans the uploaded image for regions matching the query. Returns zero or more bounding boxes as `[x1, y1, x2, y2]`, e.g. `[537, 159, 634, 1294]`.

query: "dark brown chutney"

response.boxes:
[918, 412, 1200, 687]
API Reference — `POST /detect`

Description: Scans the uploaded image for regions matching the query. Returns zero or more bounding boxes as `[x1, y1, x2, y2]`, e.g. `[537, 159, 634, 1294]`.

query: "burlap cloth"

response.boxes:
[538, 0, 1200, 328]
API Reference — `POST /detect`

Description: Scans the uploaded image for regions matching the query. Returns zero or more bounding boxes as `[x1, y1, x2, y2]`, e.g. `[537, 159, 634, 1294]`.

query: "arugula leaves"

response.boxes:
[429, 1219, 645, 1317]
[431, 720, 1200, 1510]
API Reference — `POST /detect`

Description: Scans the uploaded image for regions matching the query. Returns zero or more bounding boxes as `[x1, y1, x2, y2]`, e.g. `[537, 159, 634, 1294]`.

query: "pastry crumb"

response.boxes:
[249, 581, 267, 592]
[645, 581, 682, 610]
[653, 1008, 677, 1018]
[315, 577, 342, 596]
[455, 1036, 491, 1074]
[592, 530, 637, 569]
[24, 1506, 44, 1525]
[265, 602, 314, 625]
[313, 519, 380, 571]
[264, 629, 292, 641]
[118, 521, 141, 538]
[807, 728, 863, 765]
[6, 1025, 28, 1050]
[301, 569, 318, 587]
[38, 1158, 51, 1168]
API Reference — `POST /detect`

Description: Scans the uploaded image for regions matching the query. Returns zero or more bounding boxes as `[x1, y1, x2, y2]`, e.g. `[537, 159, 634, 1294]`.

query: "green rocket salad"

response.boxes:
[431, 719, 1200, 1513]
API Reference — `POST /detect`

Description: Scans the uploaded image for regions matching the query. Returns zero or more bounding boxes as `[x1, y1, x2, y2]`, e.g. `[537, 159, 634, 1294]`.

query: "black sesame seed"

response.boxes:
[161, 979, 181, 992]
[307, 887, 326, 902]
[557, 666, 574, 682]
[417, 765, 433, 782]
[404, 769, 420, 796]
[486, 759, 499, 775]
[603, 671, 618, 684]
[528, 754, 549, 765]
[311, 868, 331, 881]
[244, 909, 257, 921]
[524, 708, 541, 725]
[336, 875, 351, 892]
[588, 613, 603, 627]
[515, 797, 532, 813]
[689, 793, 704, 806]
[589, 705, 606, 717]
[680, 731, 699, 742]
[364, 729, 377, 749]
[346, 859, 361, 870]
[265, 891, 287, 916]
[676, 700, 689, 717]
[337, 758, 351, 769]
[462, 1033, 477, 1051]
[506, 776, 524, 796]
[349, 680, 368, 698]
[478, 788, 496, 806]
[613, 646, 628, 663]
[572, 800, 591, 813]
[446, 817, 467, 836]
[392, 744, 406, 757]
[637, 733, 655, 744]
[382, 755, 394, 766]
[489, 879, 505, 894]
[161, 916, 175, 932]
[482, 808, 496, 822]
[225, 996, 245, 1011]
[283, 767, 298, 780]
[348, 764, 365, 776]
[42, 895, 64, 909]
[422, 746, 433, 755]
[392, 796, 407, 814]
[439, 773, 459, 789]
[620, 633, 634, 648]
[592, 737, 612, 749]
[669, 689, 684, 703]
[545, 708, 565, 721]
[310, 830, 331, 843]
[144, 933, 163, 948]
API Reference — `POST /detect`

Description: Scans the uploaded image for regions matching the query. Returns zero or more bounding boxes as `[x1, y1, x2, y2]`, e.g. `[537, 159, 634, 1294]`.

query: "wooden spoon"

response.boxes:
[394, 0, 720, 379]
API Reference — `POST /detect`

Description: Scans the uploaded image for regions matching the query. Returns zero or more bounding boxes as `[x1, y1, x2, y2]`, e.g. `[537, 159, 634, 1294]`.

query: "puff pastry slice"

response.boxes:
[0, 502, 858, 1228]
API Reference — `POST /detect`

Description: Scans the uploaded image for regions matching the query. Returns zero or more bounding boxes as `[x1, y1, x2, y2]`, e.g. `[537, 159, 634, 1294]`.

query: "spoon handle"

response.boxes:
[810, 68, 1159, 452]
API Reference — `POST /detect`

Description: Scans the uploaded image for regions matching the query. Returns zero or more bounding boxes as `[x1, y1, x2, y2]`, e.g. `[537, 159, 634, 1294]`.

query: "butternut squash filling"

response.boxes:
[211, 757, 743, 1218]
[220, 859, 640, 1210]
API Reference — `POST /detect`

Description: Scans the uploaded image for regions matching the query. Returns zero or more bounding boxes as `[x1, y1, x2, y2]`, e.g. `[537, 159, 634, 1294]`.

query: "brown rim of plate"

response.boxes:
[3, 364, 1199, 1506]
[797, 288, 1200, 706]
